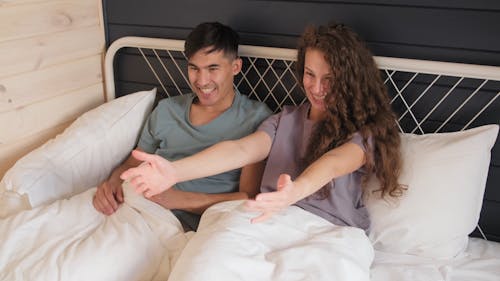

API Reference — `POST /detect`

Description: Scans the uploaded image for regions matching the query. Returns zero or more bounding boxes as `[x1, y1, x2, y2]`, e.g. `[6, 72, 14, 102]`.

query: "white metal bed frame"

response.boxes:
[104, 37, 500, 132]
[103, 36, 500, 240]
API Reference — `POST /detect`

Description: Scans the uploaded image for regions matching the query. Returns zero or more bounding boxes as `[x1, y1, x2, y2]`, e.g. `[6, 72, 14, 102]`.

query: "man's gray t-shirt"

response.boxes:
[138, 90, 271, 230]
[257, 103, 370, 231]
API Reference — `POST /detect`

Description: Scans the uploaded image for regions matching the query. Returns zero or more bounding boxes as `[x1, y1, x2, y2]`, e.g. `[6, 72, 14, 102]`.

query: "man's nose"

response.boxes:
[197, 69, 210, 85]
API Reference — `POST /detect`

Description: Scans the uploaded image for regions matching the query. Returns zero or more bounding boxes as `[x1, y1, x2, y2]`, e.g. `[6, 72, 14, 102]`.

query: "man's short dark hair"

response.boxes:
[184, 22, 239, 60]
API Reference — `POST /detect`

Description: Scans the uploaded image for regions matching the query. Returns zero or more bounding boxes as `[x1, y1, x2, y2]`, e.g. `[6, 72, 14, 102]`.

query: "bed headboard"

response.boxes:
[104, 36, 500, 242]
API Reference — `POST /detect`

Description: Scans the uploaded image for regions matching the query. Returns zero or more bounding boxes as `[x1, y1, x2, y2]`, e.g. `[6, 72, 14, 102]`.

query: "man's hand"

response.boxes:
[244, 174, 297, 223]
[93, 179, 124, 215]
[120, 150, 177, 197]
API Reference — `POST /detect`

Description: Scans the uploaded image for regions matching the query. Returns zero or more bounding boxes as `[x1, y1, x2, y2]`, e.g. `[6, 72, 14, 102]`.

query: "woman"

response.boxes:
[121, 23, 404, 280]
[122, 23, 403, 228]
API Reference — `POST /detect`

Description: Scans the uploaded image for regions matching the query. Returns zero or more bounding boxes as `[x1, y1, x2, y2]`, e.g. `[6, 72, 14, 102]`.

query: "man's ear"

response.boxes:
[232, 57, 243, 75]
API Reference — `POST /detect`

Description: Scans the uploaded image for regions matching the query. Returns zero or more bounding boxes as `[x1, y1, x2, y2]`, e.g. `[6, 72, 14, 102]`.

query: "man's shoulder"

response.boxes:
[237, 94, 272, 116]
[148, 94, 193, 121]
[156, 94, 194, 109]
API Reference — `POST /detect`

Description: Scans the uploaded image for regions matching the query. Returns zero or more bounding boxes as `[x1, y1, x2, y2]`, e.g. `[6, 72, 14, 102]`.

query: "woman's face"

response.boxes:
[302, 48, 332, 121]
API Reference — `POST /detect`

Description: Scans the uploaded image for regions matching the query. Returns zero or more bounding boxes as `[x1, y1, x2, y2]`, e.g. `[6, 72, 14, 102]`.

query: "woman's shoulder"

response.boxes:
[348, 131, 373, 154]
[281, 103, 308, 116]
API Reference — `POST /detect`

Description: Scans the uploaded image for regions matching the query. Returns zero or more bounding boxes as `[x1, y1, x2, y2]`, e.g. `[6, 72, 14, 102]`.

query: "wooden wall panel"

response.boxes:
[0, 1, 99, 42]
[0, 121, 71, 177]
[0, 0, 105, 177]
[0, 84, 104, 144]
[0, 0, 71, 6]
[0, 26, 104, 77]
[0, 55, 102, 113]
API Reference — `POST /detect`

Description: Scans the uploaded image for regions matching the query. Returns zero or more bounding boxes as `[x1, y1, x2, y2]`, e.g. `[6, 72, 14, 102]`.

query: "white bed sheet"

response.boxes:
[372, 237, 500, 281]
[0, 183, 188, 281]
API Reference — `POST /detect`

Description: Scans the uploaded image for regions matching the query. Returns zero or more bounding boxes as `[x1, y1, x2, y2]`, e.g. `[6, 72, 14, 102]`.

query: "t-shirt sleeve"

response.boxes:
[348, 132, 372, 154]
[137, 108, 160, 154]
[348, 132, 372, 174]
[257, 112, 281, 141]
[254, 104, 273, 129]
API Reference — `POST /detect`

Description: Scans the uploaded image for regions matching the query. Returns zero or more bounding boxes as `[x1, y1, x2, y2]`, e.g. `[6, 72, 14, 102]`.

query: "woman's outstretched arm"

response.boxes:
[121, 131, 272, 197]
[246, 141, 366, 223]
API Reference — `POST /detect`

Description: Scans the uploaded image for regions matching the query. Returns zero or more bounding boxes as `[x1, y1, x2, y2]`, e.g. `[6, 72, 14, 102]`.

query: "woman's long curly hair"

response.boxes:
[297, 23, 404, 198]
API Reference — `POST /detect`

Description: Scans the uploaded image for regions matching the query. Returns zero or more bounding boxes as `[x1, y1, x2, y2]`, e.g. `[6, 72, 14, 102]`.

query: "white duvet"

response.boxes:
[168, 200, 500, 281]
[0, 183, 188, 281]
[2, 192, 500, 281]
[168, 200, 374, 281]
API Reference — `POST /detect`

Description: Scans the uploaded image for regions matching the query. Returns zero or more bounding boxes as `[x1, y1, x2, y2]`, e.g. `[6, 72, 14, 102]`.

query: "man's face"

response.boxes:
[187, 47, 242, 108]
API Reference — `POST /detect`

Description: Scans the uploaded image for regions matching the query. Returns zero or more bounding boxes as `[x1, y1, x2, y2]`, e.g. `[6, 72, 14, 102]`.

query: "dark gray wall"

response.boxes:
[102, 0, 500, 241]
[103, 0, 500, 66]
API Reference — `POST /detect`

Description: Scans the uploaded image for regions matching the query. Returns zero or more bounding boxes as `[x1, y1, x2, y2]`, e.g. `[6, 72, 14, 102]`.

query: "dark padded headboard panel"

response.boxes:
[104, 37, 500, 242]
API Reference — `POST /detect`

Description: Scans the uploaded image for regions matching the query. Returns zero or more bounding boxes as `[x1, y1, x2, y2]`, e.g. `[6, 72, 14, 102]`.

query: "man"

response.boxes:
[93, 22, 271, 231]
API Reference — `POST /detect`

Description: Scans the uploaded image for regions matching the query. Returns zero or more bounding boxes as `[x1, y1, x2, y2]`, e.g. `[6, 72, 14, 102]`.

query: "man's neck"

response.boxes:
[189, 91, 236, 126]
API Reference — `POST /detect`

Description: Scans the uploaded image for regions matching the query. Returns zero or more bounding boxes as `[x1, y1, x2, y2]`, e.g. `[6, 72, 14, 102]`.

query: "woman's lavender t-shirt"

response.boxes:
[257, 103, 370, 231]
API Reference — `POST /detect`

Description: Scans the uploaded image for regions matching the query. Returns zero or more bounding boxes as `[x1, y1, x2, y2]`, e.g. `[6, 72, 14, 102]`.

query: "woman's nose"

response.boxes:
[311, 79, 322, 94]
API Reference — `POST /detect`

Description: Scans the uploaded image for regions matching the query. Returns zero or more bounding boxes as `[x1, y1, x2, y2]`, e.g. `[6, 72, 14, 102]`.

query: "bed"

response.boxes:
[0, 36, 499, 281]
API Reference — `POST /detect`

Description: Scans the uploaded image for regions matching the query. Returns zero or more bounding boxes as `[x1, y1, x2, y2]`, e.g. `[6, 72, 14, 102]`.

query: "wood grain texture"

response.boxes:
[0, 26, 104, 78]
[0, 55, 102, 113]
[0, 1, 99, 42]
[0, 83, 104, 144]
[0, 121, 72, 178]
[0, 0, 104, 173]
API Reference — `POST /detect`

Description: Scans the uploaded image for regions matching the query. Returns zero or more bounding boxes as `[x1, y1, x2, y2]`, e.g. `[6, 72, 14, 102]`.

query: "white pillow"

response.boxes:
[366, 124, 499, 259]
[0, 89, 156, 214]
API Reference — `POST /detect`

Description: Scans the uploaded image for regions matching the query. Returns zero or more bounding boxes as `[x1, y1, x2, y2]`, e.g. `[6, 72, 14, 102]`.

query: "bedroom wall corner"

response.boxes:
[0, 0, 107, 178]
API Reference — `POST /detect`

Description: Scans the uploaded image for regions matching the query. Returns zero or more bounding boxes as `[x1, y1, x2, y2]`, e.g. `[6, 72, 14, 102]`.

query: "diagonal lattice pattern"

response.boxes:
[382, 70, 499, 134]
[106, 38, 499, 241]
[136, 47, 499, 135]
